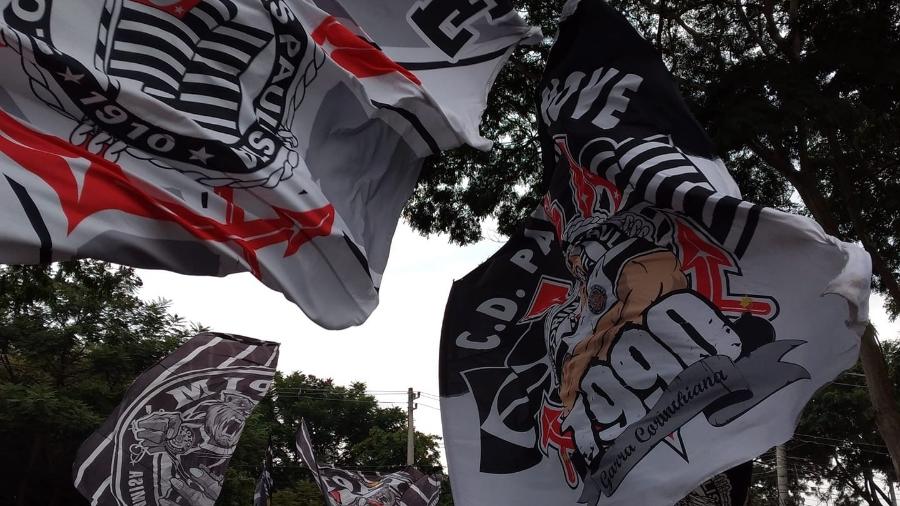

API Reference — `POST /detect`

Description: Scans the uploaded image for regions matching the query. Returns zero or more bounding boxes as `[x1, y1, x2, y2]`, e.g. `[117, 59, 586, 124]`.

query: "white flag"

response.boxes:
[439, 1, 871, 505]
[0, 0, 538, 329]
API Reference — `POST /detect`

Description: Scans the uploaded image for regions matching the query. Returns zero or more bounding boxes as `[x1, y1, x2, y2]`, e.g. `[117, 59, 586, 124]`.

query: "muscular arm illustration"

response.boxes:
[559, 250, 687, 411]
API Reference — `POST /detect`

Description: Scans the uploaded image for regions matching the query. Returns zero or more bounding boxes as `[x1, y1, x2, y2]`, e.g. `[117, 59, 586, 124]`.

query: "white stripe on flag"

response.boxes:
[125, 1, 199, 42]
[180, 93, 238, 109]
[113, 41, 187, 75]
[117, 20, 194, 57]
[198, 40, 252, 62]
[109, 60, 181, 90]
[182, 111, 237, 129]
[193, 53, 239, 74]
[218, 25, 268, 47]
[90, 477, 110, 505]
[183, 72, 241, 92]
[219, 345, 257, 368]
[190, 7, 217, 29]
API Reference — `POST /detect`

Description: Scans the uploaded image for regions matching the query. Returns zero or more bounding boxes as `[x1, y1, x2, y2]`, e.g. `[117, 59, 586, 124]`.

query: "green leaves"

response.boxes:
[0, 260, 193, 505]
[218, 373, 445, 505]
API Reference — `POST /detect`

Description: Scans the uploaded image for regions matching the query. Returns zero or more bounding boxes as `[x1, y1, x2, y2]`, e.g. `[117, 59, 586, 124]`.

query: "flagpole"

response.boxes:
[776, 445, 789, 506]
[407, 387, 417, 466]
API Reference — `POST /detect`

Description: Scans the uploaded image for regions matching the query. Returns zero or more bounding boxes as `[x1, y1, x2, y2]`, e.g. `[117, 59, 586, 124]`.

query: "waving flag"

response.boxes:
[0, 0, 538, 329]
[438, 1, 871, 505]
[254, 439, 275, 506]
[677, 463, 752, 506]
[72, 332, 279, 506]
[295, 419, 442, 505]
[295, 417, 329, 499]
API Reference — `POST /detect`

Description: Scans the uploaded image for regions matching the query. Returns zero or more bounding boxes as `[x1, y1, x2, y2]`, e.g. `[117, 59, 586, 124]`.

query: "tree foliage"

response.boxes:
[217, 373, 444, 506]
[0, 260, 444, 506]
[409, 0, 900, 318]
[745, 340, 900, 505]
[0, 261, 193, 506]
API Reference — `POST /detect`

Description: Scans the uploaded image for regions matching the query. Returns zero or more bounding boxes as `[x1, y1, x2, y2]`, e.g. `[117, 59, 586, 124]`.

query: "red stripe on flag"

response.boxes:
[0, 110, 334, 278]
[311, 16, 421, 85]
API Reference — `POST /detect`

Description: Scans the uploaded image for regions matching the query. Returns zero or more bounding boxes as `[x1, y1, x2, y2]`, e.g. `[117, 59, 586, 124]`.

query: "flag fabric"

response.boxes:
[438, 1, 871, 505]
[676, 463, 752, 506]
[72, 332, 279, 506]
[253, 439, 275, 506]
[295, 417, 329, 499]
[295, 419, 442, 505]
[0, 0, 539, 329]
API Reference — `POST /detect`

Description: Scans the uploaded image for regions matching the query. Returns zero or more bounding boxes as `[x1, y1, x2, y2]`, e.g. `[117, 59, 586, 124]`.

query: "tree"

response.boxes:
[0, 262, 447, 505]
[0, 261, 194, 506]
[217, 372, 445, 506]
[744, 340, 900, 505]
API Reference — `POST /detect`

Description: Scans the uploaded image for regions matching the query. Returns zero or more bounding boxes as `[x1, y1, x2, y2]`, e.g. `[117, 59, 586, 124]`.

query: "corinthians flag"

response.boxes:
[439, 1, 872, 505]
[72, 332, 279, 506]
[0, 0, 538, 329]
[296, 419, 442, 505]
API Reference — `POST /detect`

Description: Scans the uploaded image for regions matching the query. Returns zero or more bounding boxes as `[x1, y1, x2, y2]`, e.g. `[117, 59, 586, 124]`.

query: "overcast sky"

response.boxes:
[137, 222, 899, 463]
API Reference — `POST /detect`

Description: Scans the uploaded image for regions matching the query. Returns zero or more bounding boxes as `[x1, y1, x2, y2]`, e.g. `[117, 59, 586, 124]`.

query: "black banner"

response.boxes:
[72, 332, 279, 506]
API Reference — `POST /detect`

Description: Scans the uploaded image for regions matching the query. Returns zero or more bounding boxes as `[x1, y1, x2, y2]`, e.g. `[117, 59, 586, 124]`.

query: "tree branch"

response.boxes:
[761, 0, 797, 61]
[826, 130, 900, 307]
[733, 0, 772, 57]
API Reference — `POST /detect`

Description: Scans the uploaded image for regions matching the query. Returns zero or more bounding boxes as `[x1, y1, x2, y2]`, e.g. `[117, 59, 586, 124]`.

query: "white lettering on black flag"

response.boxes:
[438, 1, 872, 505]
[72, 332, 278, 506]
[0, 0, 538, 329]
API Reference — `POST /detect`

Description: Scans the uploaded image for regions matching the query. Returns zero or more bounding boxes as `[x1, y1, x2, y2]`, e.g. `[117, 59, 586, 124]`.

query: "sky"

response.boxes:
[137, 221, 900, 463]
[136, 222, 504, 457]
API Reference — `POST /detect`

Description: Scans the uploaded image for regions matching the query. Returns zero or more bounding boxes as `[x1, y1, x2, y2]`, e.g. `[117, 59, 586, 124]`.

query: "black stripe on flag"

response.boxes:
[5, 176, 52, 264]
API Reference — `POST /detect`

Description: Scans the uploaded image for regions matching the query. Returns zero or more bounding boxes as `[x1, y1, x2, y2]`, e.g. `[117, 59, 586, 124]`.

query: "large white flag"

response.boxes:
[439, 1, 871, 504]
[0, 0, 538, 329]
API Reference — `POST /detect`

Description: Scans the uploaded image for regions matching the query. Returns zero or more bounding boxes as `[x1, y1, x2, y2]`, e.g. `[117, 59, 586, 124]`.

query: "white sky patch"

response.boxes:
[137, 222, 501, 466]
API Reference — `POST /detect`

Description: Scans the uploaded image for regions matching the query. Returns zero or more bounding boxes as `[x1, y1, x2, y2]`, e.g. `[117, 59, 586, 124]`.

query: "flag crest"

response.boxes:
[0, 0, 538, 329]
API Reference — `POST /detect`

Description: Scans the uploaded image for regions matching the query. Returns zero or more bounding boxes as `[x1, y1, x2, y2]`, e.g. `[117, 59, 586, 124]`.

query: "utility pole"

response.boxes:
[776, 445, 789, 506]
[890, 479, 897, 506]
[407, 387, 419, 466]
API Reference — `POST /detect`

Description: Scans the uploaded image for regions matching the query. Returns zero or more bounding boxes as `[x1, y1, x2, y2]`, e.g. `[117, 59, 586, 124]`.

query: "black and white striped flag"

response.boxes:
[295, 417, 329, 500]
[72, 332, 278, 506]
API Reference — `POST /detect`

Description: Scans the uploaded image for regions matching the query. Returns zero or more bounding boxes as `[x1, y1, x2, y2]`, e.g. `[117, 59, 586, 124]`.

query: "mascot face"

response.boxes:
[204, 393, 253, 448]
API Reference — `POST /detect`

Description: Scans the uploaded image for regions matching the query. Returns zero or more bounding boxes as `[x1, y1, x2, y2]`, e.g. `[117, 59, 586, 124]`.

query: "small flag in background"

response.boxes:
[295, 419, 441, 505]
[295, 417, 329, 500]
[438, 1, 871, 505]
[254, 438, 276, 506]
[72, 332, 279, 506]
[0, 0, 538, 329]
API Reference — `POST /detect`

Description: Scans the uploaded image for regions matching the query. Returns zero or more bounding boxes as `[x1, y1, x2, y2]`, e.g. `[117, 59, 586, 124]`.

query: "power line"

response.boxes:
[793, 433, 888, 450]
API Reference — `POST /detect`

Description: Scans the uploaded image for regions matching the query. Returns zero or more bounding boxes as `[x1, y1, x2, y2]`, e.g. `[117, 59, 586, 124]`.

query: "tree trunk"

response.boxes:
[860, 324, 900, 479]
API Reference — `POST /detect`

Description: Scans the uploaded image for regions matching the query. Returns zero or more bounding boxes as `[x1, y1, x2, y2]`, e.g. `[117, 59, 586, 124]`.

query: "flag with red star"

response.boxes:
[0, 0, 538, 329]
[439, 1, 871, 505]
